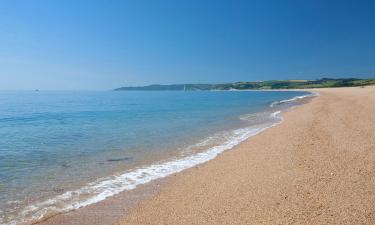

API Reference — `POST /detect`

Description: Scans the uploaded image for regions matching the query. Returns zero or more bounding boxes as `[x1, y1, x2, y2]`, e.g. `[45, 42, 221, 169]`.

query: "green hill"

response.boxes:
[114, 78, 375, 91]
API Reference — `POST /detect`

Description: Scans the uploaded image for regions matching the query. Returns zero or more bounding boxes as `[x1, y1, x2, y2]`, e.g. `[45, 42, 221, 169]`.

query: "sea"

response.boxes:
[0, 90, 313, 225]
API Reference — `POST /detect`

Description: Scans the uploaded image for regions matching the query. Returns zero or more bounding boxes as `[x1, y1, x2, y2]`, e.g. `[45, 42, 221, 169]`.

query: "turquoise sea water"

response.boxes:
[0, 90, 311, 224]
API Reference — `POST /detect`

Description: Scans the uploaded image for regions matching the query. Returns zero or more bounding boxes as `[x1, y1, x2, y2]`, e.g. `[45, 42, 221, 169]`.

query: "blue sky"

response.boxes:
[0, 0, 375, 90]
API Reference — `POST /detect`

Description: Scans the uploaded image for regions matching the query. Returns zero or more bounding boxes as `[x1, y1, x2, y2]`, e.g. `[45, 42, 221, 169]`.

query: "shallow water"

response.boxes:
[0, 90, 311, 224]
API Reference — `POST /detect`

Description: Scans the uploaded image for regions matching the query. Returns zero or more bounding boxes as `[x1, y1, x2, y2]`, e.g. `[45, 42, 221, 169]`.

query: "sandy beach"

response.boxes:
[36, 86, 375, 225]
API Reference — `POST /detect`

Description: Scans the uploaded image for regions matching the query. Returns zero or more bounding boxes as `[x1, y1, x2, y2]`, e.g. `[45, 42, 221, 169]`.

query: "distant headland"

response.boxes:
[114, 78, 375, 91]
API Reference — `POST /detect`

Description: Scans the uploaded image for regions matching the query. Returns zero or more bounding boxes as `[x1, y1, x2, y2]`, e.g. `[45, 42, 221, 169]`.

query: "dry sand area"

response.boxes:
[117, 86, 375, 225]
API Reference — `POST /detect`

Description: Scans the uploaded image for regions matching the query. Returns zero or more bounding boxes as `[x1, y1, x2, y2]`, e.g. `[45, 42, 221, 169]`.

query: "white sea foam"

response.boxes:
[271, 110, 282, 119]
[3, 123, 280, 225]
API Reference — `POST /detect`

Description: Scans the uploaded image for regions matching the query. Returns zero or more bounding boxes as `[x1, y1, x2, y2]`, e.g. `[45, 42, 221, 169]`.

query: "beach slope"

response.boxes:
[117, 86, 375, 224]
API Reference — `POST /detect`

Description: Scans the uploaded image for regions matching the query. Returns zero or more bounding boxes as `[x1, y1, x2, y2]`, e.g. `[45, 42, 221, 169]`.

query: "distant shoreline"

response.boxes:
[114, 78, 375, 91]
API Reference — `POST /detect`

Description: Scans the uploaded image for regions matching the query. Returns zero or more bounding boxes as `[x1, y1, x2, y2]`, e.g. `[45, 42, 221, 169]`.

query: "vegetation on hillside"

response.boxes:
[114, 78, 375, 91]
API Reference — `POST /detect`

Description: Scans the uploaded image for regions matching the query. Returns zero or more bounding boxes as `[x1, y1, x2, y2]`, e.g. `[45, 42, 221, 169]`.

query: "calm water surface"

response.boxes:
[0, 90, 310, 224]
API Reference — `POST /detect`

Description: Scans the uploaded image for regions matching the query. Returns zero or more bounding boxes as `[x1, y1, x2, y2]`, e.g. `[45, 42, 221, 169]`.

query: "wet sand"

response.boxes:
[116, 86, 375, 224]
[36, 86, 375, 225]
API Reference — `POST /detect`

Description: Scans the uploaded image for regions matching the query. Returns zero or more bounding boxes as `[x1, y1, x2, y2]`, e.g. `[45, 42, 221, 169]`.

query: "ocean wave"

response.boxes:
[270, 92, 317, 107]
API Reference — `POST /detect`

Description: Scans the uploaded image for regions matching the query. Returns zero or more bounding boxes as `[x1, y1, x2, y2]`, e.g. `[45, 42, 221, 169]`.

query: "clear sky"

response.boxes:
[1, 0, 375, 90]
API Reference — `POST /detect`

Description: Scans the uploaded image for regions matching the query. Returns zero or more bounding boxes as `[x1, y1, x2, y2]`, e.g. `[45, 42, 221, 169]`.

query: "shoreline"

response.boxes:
[22, 86, 375, 224]
[116, 86, 375, 224]
[26, 91, 314, 225]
